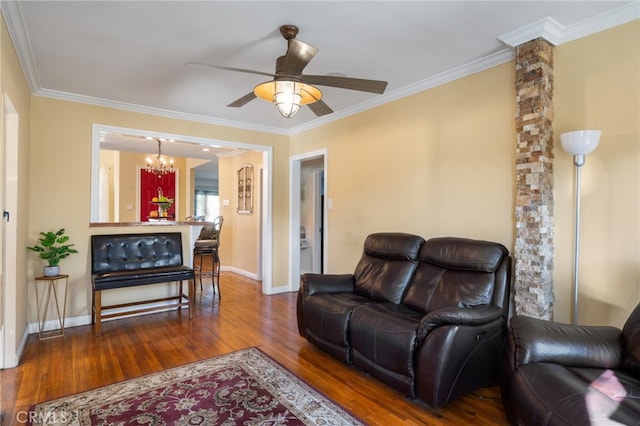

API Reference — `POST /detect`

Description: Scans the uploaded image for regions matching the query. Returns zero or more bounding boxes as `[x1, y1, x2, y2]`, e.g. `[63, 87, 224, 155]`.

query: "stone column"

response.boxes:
[513, 38, 555, 319]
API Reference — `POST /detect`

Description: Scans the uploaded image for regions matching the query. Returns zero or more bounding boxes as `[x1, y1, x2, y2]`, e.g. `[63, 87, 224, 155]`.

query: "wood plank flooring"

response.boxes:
[1, 272, 508, 425]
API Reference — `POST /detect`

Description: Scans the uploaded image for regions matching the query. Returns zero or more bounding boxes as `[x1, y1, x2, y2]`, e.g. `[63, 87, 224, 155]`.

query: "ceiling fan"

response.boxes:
[186, 25, 388, 118]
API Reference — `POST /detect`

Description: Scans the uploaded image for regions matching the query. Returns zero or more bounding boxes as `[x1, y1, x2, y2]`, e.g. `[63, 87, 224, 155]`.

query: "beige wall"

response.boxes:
[290, 61, 516, 273]
[219, 151, 264, 277]
[290, 21, 639, 326]
[554, 21, 639, 326]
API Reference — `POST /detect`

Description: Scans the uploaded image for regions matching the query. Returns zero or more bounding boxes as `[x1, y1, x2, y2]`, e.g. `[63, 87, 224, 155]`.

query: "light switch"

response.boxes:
[126, 204, 133, 210]
[223, 199, 230, 206]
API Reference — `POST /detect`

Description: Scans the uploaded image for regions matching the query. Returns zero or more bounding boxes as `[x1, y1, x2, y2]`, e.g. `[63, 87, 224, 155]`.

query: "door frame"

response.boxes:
[2, 93, 20, 368]
[289, 149, 327, 291]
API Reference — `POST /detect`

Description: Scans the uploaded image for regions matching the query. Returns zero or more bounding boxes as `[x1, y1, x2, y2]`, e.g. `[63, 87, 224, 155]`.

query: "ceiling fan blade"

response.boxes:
[227, 92, 257, 108]
[307, 99, 333, 117]
[283, 39, 318, 75]
[302, 75, 388, 94]
[185, 62, 275, 78]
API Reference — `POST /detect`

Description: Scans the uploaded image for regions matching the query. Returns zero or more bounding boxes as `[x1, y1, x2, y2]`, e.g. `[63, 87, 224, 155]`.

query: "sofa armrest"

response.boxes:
[509, 315, 623, 369]
[417, 305, 503, 343]
[300, 273, 355, 296]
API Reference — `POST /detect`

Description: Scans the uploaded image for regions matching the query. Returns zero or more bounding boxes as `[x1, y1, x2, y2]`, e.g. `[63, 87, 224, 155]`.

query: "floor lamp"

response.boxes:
[560, 130, 601, 325]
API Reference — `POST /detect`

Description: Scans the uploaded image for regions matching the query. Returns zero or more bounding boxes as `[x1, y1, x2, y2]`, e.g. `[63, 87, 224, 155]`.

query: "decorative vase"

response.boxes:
[43, 265, 60, 277]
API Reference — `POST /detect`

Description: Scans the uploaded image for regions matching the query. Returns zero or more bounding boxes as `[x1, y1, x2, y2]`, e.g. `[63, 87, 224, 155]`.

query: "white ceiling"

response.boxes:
[2, 1, 638, 143]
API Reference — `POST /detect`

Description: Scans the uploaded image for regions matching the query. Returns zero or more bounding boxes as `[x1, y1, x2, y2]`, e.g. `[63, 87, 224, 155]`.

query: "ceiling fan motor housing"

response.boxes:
[280, 25, 299, 40]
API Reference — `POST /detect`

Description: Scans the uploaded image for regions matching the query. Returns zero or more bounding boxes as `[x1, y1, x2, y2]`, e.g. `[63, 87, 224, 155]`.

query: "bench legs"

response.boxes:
[92, 280, 195, 336]
[92, 289, 102, 336]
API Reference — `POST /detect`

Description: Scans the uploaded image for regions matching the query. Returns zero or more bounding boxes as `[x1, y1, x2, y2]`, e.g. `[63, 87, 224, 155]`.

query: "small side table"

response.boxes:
[34, 274, 69, 340]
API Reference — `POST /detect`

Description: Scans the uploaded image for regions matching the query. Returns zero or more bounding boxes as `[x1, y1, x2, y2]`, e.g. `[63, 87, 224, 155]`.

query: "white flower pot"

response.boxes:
[43, 265, 60, 277]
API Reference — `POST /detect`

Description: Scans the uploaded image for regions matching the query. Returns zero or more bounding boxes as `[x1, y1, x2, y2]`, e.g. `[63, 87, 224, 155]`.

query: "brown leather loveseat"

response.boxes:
[501, 304, 640, 425]
[297, 232, 512, 407]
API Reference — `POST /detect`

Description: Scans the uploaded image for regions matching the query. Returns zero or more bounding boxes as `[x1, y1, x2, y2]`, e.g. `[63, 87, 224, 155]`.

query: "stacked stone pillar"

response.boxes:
[513, 38, 555, 319]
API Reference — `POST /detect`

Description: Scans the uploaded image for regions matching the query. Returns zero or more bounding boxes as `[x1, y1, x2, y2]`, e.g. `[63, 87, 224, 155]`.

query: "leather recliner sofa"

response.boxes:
[501, 304, 640, 425]
[297, 232, 512, 407]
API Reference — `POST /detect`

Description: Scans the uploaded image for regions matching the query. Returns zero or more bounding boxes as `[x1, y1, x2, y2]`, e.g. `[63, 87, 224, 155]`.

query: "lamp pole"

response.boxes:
[560, 130, 601, 325]
[571, 154, 585, 325]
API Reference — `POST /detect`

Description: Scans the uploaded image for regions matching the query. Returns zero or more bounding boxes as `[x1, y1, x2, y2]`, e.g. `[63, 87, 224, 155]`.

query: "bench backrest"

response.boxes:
[91, 232, 185, 274]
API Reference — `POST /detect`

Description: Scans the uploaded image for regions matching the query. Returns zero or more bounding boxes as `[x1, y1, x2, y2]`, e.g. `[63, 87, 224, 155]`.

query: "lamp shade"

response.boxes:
[560, 130, 601, 155]
[254, 79, 322, 118]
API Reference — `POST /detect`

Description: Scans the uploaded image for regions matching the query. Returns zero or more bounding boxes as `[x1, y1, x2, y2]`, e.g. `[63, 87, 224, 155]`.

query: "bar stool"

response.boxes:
[193, 216, 223, 299]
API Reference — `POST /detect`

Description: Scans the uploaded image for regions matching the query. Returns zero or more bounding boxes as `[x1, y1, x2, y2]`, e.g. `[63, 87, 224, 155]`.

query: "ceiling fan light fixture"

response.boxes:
[254, 79, 322, 118]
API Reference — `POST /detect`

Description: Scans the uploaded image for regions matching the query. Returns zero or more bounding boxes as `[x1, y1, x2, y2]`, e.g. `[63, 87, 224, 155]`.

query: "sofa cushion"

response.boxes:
[403, 263, 494, 315]
[419, 237, 507, 272]
[353, 233, 424, 304]
[350, 303, 424, 378]
[302, 292, 372, 348]
[511, 363, 640, 425]
[401, 238, 506, 314]
[623, 303, 640, 376]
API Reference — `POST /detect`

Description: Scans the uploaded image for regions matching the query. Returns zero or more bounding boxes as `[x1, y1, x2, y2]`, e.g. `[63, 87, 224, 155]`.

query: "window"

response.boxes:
[194, 190, 220, 222]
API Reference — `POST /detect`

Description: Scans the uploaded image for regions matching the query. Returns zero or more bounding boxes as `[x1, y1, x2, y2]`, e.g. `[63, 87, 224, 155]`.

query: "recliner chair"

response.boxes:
[501, 303, 640, 425]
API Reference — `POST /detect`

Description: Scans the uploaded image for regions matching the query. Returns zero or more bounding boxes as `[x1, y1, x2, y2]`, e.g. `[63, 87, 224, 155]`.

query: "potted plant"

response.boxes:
[27, 228, 79, 277]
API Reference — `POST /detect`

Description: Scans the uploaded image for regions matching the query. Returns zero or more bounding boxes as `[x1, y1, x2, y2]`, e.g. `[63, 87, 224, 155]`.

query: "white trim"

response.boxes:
[498, 3, 640, 47]
[289, 149, 328, 292]
[260, 153, 274, 293]
[268, 285, 291, 295]
[559, 3, 640, 45]
[498, 17, 565, 47]
[0, 1, 40, 93]
[37, 88, 289, 135]
[289, 158, 302, 292]
[2, 94, 21, 368]
[28, 314, 90, 334]
[222, 266, 260, 282]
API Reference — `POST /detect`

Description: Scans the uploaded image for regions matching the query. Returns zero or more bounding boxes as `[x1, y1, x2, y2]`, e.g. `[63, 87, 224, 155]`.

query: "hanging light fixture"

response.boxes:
[145, 138, 175, 175]
[253, 78, 322, 118]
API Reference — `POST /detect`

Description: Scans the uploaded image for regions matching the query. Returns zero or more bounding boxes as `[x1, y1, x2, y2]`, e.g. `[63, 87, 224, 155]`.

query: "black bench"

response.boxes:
[91, 232, 195, 336]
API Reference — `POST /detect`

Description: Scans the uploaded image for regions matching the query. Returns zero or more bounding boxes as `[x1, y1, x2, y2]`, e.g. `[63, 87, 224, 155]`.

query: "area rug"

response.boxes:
[30, 347, 362, 425]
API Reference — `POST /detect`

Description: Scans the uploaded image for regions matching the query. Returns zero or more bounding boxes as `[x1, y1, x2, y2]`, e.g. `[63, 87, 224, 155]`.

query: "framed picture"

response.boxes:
[237, 164, 253, 214]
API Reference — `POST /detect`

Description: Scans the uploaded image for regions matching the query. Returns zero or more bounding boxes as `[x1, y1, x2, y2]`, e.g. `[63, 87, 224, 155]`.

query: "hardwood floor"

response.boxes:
[1, 272, 508, 425]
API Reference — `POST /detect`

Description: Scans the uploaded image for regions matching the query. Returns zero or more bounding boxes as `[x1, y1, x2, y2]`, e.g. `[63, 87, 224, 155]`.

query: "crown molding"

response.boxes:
[34, 88, 291, 135]
[560, 2, 640, 44]
[1, 0, 40, 92]
[498, 3, 639, 47]
[498, 17, 565, 46]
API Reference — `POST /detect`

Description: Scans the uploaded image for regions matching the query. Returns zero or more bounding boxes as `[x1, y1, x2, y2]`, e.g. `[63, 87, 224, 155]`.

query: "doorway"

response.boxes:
[289, 149, 327, 291]
[91, 124, 274, 294]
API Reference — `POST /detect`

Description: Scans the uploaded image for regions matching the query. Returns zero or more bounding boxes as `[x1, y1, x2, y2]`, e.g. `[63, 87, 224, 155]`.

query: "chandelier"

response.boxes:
[145, 139, 174, 175]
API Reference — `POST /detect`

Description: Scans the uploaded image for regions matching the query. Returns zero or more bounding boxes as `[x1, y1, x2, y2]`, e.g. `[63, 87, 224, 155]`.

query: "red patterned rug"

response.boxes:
[30, 347, 362, 425]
